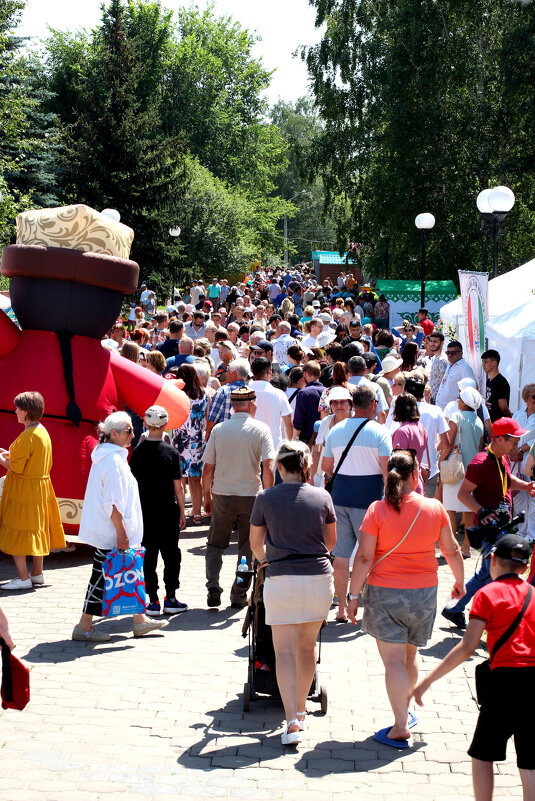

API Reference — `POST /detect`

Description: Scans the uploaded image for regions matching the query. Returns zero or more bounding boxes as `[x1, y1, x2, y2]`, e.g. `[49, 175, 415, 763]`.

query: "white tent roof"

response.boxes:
[487, 299, 535, 342]
[0, 294, 10, 310]
[440, 258, 535, 328]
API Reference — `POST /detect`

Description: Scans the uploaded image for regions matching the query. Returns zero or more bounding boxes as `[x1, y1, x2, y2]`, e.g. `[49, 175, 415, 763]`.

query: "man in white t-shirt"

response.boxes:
[347, 356, 387, 424]
[189, 280, 203, 307]
[272, 321, 297, 367]
[250, 357, 292, 449]
[404, 374, 449, 498]
[435, 341, 475, 409]
[300, 317, 324, 348]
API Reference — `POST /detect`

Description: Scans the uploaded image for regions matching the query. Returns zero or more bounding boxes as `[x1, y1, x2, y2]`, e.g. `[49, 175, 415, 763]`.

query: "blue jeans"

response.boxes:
[449, 532, 506, 613]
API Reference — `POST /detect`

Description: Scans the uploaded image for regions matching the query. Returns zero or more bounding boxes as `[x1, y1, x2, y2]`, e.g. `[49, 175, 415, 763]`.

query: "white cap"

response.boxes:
[458, 376, 477, 390]
[328, 386, 353, 404]
[144, 405, 168, 427]
[460, 387, 482, 410]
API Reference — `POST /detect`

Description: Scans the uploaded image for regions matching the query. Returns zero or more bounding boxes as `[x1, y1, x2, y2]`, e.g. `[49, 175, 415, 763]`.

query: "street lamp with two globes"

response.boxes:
[476, 186, 515, 278]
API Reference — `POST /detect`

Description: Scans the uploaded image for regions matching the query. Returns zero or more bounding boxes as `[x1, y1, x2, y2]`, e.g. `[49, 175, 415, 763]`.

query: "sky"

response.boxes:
[18, 0, 323, 107]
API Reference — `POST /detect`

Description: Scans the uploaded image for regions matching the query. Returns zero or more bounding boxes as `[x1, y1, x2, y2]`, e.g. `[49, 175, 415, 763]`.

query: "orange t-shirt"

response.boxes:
[361, 492, 449, 589]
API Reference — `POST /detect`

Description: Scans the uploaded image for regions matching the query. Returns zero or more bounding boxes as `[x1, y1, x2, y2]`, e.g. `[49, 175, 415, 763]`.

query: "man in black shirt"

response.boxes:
[156, 319, 183, 359]
[482, 349, 511, 422]
[129, 406, 187, 617]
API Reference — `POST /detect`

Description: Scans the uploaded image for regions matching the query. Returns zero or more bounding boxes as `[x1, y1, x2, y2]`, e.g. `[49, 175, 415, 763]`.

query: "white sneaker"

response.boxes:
[30, 574, 44, 585]
[1, 577, 33, 590]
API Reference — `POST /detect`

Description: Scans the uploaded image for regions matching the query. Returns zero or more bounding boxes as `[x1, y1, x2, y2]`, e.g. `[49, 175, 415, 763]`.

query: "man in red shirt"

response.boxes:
[412, 534, 535, 801]
[417, 308, 434, 336]
[441, 417, 535, 629]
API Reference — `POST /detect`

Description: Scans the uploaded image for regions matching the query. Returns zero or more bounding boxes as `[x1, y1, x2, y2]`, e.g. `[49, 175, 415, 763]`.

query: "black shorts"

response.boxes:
[468, 666, 535, 769]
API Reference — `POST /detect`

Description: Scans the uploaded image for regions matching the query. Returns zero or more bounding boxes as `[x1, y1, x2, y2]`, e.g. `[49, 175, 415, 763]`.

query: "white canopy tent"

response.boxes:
[440, 258, 535, 335]
[486, 299, 535, 413]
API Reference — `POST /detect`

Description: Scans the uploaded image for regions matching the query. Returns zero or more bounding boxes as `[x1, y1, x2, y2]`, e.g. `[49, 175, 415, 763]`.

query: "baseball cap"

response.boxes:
[362, 352, 378, 366]
[318, 312, 332, 322]
[166, 305, 177, 313]
[250, 339, 273, 352]
[328, 386, 353, 404]
[144, 405, 168, 427]
[487, 534, 531, 564]
[491, 418, 528, 438]
[203, 300, 213, 308]
[349, 319, 362, 327]
[460, 387, 482, 410]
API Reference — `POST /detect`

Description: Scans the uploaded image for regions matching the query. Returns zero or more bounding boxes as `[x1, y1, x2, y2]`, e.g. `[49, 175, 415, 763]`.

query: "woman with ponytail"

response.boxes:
[347, 449, 465, 749]
[250, 440, 336, 746]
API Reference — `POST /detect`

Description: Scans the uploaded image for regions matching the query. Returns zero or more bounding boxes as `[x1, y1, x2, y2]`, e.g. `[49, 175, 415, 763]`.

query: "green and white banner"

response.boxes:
[375, 280, 457, 329]
[458, 270, 488, 390]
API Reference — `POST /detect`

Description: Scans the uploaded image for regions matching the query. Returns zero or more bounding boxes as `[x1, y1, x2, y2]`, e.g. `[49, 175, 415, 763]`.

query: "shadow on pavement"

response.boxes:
[23, 638, 135, 663]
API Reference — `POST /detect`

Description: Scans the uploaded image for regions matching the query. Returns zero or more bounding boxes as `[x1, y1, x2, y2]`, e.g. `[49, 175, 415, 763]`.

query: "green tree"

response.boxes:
[51, 0, 188, 291]
[304, 0, 534, 283]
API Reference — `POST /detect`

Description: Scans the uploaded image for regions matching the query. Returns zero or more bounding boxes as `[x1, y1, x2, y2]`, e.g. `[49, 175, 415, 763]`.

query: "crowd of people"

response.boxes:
[1, 264, 534, 797]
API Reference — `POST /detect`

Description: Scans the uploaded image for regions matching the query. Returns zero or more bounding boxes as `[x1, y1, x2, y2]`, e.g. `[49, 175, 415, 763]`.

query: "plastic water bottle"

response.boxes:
[236, 556, 248, 584]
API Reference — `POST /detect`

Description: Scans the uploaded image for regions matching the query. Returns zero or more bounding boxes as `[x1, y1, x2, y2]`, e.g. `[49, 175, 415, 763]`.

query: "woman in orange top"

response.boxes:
[347, 449, 464, 748]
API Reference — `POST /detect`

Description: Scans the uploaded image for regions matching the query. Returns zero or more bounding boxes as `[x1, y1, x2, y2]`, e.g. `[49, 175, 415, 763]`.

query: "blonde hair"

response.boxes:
[522, 383, 535, 403]
[120, 342, 140, 363]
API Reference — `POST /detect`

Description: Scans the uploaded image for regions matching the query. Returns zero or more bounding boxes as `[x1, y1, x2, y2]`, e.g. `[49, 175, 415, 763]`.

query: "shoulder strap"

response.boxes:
[368, 501, 425, 575]
[330, 418, 369, 484]
[490, 584, 533, 664]
[288, 389, 300, 404]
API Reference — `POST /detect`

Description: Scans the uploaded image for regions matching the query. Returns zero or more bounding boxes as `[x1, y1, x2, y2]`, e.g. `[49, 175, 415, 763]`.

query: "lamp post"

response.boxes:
[169, 225, 181, 302]
[414, 213, 435, 308]
[476, 186, 515, 279]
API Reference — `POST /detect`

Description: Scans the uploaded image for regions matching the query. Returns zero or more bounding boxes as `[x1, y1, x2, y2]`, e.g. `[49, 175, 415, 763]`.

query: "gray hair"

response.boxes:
[192, 359, 211, 384]
[98, 411, 132, 443]
[352, 384, 377, 409]
[229, 358, 250, 380]
[278, 321, 291, 334]
[348, 355, 366, 375]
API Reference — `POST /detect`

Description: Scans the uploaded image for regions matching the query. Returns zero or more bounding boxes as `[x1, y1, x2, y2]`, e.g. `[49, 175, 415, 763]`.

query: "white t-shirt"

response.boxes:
[250, 380, 292, 449]
[190, 286, 202, 305]
[348, 375, 388, 416]
[436, 358, 476, 409]
[140, 289, 150, 306]
[285, 386, 301, 418]
[417, 401, 449, 478]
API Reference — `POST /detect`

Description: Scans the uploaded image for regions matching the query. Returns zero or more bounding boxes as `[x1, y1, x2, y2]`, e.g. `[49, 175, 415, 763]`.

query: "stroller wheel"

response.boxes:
[243, 682, 251, 712]
[319, 685, 328, 715]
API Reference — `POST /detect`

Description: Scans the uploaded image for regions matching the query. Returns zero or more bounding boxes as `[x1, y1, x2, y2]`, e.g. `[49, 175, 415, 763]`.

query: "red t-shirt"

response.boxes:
[420, 317, 434, 336]
[361, 492, 449, 588]
[465, 448, 512, 512]
[470, 575, 535, 669]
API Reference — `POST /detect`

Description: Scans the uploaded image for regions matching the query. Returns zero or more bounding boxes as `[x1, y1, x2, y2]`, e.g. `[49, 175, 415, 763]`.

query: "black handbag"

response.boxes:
[474, 584, 533, 706]
[324, 419, 368, 495]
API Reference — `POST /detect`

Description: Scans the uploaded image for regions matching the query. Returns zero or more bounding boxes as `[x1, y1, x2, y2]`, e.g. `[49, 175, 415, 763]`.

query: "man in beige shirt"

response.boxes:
[202, 386, 275, 608]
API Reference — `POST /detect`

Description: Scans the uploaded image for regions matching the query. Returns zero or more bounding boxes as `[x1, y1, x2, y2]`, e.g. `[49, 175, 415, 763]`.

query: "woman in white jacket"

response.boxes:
[72, 412, 166, 642]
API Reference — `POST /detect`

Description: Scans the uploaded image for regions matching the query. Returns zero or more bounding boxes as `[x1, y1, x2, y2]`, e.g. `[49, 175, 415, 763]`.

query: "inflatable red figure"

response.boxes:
[0, 205, 189, 533]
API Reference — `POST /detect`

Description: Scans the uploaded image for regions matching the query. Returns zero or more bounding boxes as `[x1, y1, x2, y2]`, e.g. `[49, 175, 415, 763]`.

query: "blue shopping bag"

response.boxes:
[101, 547, 147, 617]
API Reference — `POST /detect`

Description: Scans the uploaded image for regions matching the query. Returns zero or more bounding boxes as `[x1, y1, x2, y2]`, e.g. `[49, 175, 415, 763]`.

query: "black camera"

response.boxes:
[466, 505, 525, 550]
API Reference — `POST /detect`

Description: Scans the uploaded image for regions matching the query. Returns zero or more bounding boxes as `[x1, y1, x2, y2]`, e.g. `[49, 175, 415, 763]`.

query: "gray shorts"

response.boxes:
[362, 584, 437, 647]
[331, 506, 366, 558]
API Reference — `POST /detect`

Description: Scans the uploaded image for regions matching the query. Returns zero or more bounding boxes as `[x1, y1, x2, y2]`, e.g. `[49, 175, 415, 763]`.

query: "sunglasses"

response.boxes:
[446, 350, 461, 355]
[123, 427, 134, 434]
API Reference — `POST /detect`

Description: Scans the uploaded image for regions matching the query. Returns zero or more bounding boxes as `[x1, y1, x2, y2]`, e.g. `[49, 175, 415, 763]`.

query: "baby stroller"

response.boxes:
[240, 562, 328, 713]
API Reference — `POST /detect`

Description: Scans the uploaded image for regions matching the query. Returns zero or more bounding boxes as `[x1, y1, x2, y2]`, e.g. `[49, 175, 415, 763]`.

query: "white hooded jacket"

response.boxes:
[78, 443, 143, 550]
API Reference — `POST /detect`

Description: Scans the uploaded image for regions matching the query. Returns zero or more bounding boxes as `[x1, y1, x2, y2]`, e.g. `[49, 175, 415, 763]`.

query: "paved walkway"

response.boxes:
[0, 523, 521, 801]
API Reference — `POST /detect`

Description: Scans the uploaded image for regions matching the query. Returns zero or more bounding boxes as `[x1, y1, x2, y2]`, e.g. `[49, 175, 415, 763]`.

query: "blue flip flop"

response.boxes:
[373, 726, 410, 749]
[408, 711, 418, 729]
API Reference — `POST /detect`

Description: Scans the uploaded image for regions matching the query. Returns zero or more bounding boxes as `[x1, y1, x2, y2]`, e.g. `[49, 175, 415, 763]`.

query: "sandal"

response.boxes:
[281, 719, 302, 746]
[461, 550, 471, 559]
[335, 614, 348, 623]
[193, 515, 202, 525]
[297, 712, 306, 731]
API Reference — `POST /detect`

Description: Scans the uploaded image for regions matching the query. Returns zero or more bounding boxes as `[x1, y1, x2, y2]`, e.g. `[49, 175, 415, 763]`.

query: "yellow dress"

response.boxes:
[0, 425, 65, 556]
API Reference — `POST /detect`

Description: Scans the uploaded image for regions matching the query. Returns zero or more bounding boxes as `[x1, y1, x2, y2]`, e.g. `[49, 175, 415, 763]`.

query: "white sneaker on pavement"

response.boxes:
[30, 574, 45, 585]
[1, 577, 33, 590]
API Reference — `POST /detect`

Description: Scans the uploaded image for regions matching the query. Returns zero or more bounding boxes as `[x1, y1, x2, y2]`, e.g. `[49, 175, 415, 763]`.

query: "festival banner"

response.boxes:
[458, 270, 488, 390]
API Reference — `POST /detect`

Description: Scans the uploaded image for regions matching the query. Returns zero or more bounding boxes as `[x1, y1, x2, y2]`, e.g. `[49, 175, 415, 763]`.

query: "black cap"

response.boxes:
[487, 534, 531, 564]
[362, 352, 378, 365]
[251, 339, 273, 352]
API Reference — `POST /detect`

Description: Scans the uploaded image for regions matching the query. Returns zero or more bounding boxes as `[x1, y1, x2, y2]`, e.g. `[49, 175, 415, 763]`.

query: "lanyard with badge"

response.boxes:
[488, 443, 508, 501]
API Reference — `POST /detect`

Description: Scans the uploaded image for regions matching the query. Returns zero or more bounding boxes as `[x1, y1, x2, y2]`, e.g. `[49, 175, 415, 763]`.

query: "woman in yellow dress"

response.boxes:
[0, 391, 65, 590]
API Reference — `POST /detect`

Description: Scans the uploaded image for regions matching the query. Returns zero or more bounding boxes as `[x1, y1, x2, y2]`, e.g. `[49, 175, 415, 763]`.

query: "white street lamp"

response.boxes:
[476, 186, 515, 278]
[101, 208, 121, 222]
[414, 213, 435, 306]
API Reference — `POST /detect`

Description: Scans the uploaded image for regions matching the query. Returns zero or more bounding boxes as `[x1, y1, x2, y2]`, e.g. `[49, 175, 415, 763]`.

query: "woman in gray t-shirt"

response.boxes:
[250, 441, 336, 746]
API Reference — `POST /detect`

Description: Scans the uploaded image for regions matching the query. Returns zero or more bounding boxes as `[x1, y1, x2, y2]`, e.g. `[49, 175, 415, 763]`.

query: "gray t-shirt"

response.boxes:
[250, 483, 336, 577]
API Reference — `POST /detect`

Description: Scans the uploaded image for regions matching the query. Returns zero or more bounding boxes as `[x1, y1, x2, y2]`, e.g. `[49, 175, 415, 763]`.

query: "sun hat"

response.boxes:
[328, 386, 353, 404]
[380, 354, 403, 374]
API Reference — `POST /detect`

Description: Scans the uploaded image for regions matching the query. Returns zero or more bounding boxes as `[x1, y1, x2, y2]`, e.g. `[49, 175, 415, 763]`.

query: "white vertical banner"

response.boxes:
[458, 270, 488, 391]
